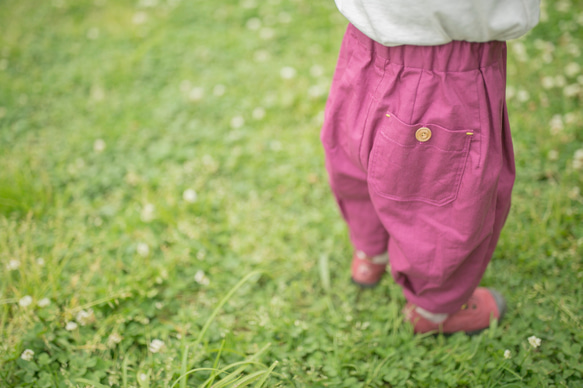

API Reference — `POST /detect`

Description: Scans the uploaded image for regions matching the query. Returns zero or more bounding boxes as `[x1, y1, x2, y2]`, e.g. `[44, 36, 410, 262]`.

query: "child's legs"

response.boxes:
[363, 37, 513, 314]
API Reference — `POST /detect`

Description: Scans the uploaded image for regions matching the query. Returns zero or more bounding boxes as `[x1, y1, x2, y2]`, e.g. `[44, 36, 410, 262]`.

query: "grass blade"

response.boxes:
[180, 344, 189, 388]
[75, 378, 110, 388]
[318, 254, 330, 292]
[254, 360, 279, 388]
[206, 339, 226, 387]
[189, 271, 263, 368]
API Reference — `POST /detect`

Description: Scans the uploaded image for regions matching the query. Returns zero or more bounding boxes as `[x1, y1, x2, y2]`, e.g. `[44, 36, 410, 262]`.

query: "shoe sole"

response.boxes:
[351, 277, 380, 289]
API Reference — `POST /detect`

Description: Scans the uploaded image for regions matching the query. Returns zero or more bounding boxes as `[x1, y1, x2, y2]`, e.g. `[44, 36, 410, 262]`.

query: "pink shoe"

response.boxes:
[351, 251, 388, 288]
[404, 288, 506, 335]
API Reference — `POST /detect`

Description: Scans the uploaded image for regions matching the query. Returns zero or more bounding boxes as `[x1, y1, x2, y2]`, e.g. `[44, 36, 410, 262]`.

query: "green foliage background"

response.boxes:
[1, 0, 582, 386]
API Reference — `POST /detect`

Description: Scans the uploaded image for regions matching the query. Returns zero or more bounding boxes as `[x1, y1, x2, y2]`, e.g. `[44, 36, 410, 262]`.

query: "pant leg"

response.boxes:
[321, 25, 389, 257]
[323, 146, 389, 257]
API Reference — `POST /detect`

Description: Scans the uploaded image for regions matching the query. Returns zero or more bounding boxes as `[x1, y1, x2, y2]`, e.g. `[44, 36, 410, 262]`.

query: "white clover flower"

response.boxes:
[516, 90, 530, 102]
[528, 335, 542, 348]
[541, 76, 555, 89]
[19, 296, 33, 307]
[138, 0, 158, 7]
[310, 64, 324, 77]
[20, 349, 34, 361]
[280, 66, 296, 80]
[65, 321, 78, 331]
[278, 12, 292, 23]
[148, 339, 164, 353]
[259, 27, 275, 40]
[556, 0, 571, 12]
[573, 149, 583, 170]
[511, 42, 528, 62]
[550, 114, 564, 135]
[542, 52, 553, 64]
[213, 84, 226, 97]
[565, 62, 581, 77]
[108, 376, 118, 386]
[568, 187, 581, 200]
[37, 298, 51, 307]
[506, 85, 515, 99]
[254, 50, 270, 62]
[93, 139, 106, 153]
[252, 107, 266, 120]
[194, 270, 210, 285]
[138, 373, 148, 383]
[230, 115, 245, 129]
[179, 80, 191, 93]
[140, 203, 155, 222]
[202, 154, 214, 165]
[183, 189, 197, 203]
[36, 257, 45, 266]
[567, 43, 581, 57]
[188, 86, 204, 101]
[90, 86, 105, 102]
[534, 39, 555, 53]
[563, 84, 581, 98]
[87, 27, 99, 40]
[107, 333, 123, 347]
[269, 140, 282, 151]
[6, 259, 20, 271]
[564, 112, 577, 124]
[76, 309, 94, 326]
[548, 150, 559, 161]
[241, 0, 257, 8]
[132, 11, 148, 24]
[308, 85, 326, 98]
[246, 17, 261, 30]
[504, 349, 511, 359]
[555, 75, 567, 87]
[137, 242, 150, 257]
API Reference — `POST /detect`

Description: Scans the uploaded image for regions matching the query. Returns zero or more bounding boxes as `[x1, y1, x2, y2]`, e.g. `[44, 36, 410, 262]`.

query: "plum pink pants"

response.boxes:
[321, 24, 515, 314]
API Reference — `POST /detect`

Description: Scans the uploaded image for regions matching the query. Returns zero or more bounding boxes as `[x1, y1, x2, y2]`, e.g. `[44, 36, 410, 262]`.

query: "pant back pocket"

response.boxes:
[368, 112, 475, 206]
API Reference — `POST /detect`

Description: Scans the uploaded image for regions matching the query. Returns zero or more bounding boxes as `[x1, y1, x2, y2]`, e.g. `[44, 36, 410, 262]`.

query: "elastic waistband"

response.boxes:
[348, 24, 505, 72]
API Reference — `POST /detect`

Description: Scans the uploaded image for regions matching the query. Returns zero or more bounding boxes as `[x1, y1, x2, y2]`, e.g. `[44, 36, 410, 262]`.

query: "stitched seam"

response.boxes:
[378, 130, 469, 153]
[476, 68, 485, 169]
[386, 61, 501, 73]
[357, 58, 387, 170]
[409, 70, 423, 123]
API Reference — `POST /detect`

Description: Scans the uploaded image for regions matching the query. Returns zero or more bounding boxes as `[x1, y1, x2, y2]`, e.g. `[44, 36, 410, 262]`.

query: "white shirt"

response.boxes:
[334, 0, 540, 46]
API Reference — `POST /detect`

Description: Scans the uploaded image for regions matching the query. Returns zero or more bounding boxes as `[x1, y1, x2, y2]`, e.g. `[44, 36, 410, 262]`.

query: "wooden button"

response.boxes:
[415, 127, 432, 142]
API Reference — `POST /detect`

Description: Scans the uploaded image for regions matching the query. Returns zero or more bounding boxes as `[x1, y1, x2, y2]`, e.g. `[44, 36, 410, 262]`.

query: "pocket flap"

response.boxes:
[381, 113, 475, 152]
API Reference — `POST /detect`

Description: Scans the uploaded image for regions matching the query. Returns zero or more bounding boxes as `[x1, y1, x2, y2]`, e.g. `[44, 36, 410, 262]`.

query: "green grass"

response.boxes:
[1, 0, 583, 386]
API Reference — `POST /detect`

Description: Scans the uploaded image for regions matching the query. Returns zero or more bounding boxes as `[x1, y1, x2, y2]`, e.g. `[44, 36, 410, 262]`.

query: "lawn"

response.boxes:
[1, 0, 582, 386]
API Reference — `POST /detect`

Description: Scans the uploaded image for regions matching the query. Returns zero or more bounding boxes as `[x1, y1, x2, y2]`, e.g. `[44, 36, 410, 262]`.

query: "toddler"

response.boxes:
[321, 0, 540, 334]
